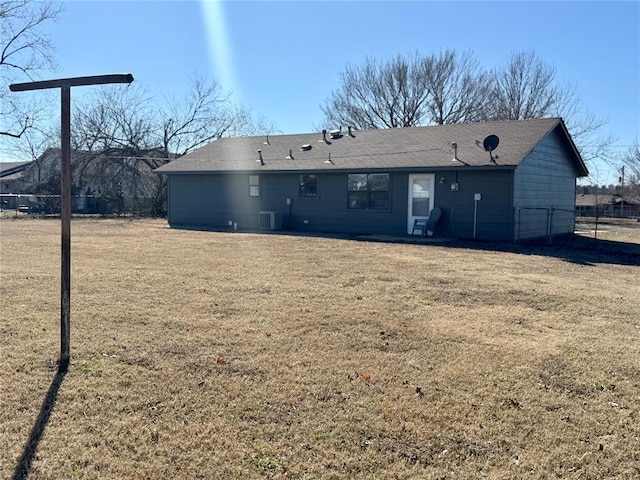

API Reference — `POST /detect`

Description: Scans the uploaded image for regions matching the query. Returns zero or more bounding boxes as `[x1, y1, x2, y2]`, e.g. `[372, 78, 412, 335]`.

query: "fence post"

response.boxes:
[547, 207, 554, 244]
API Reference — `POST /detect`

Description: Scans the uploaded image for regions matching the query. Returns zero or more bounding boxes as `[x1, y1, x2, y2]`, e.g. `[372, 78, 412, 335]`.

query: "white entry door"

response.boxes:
[407, 174, 435, 234]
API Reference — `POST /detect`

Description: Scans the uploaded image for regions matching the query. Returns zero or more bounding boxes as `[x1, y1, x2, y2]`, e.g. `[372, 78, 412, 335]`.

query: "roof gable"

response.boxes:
[0, 161, 32, 178]
[155, 118, 587, 176]
[550, 119, 589, 176]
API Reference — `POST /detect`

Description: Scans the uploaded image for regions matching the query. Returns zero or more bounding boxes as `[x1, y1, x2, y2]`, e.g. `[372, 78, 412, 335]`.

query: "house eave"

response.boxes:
[555, 119, 589, 177]
[155, 163, 518, 175]
[0, 162, 32, 178]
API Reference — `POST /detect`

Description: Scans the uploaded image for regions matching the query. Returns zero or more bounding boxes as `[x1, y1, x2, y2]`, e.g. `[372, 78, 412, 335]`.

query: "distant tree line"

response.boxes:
[320, 49, 612, 166]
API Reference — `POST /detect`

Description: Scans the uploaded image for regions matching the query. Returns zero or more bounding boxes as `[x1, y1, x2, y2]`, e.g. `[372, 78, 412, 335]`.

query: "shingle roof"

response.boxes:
[0, 161, 32, 179]
[155, 117, 588, 176]
[576, 194, 640, 207]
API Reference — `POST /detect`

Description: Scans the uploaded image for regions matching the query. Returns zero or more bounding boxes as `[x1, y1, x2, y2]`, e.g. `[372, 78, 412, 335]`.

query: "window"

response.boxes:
[249, 175, 260, 197]
[299, 174, 318, 197]
[348, 173, 390, 210]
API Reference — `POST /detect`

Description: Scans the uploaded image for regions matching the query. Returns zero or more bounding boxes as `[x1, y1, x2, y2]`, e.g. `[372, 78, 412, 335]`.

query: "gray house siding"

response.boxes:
[167, 171, 408, 235]
[513, 130, 579, 240]
[290, 172, 407, 235]
[432, 169, 515, 241]
[167, 168, 517, 240]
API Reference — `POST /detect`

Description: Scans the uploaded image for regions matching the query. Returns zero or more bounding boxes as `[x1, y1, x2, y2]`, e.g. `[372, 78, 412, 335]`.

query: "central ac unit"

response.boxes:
[259, 211, 279, 230]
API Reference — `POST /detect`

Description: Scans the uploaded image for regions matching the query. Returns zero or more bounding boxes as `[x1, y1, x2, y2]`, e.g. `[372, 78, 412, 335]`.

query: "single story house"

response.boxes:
[155, 117, 588, 242]
[3, 148, 171, 215]
[576, 193, 640, 218]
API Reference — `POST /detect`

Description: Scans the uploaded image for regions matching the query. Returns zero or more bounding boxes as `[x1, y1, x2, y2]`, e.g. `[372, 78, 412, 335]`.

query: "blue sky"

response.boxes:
[7, 1, 640, 183]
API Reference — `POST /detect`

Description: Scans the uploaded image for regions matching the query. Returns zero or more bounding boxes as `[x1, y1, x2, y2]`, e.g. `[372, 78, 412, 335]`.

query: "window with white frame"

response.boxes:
[249, 175, 260, 197]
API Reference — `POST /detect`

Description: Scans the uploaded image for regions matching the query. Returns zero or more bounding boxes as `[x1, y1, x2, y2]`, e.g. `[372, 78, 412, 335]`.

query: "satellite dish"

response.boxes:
[483, 135, 499, 152]
[482, 134, 499, 162]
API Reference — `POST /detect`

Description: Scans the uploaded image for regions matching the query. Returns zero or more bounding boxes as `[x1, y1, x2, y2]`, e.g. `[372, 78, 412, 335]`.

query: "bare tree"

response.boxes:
[1, 0, 61, 139]
[422, 50, 492, 125]
[489, 50, 611, 163]
[621, 140, 640, 197]
[488, 50, 559, 121]
[225, 105, 281, 138]
[71, 84, 169, 215]
[321, 53, 431, 129]
[160, 74, 238, 157]
[74, 76, 251, 162]
[72, 84, 157, 154]
[551, 83, 612, 164]
[321, 51, 494, 129]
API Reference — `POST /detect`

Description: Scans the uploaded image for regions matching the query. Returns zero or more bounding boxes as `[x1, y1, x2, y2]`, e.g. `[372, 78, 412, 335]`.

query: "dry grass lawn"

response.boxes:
[575, 217, 640, 246]
[1, 218, 639, 479]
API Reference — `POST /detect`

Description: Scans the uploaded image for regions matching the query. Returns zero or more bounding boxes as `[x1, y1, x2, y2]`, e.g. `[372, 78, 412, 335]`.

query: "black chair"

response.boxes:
[425, 207, 442, 236]
[412, 207, 442, 237]
[412, 218, 428, 236]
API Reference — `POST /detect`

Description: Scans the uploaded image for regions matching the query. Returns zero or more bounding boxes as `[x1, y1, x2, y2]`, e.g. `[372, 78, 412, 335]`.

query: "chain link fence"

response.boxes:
[515, 207, 574, 243]
[0, 193, 163, 217]
[516, 206, 640, 245]
[574, 214, 640, 244]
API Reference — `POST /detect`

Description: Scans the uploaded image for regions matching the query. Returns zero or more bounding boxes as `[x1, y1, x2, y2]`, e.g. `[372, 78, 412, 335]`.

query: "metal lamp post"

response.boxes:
[9, 74, 134, 371]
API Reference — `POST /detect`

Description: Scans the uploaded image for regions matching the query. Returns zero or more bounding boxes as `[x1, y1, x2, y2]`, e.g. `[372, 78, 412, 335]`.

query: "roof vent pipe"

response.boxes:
[348, 126, 353, 137]
[329, 128, 341, 139]
[320, 129, 327, 143]
[286, 149, 294, 160]
[257, 149, 264, 165]
[263, 135, 270, 145]
[451, 142, 459, 162]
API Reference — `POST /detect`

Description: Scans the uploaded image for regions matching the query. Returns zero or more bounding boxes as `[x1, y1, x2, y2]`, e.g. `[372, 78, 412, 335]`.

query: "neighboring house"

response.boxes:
[1, 161, 33, 210]
[16, 147, 170, 214]
[0, 161, 32, 193]
[155, 117, 588, 242]
[576, 193, 640, 218]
